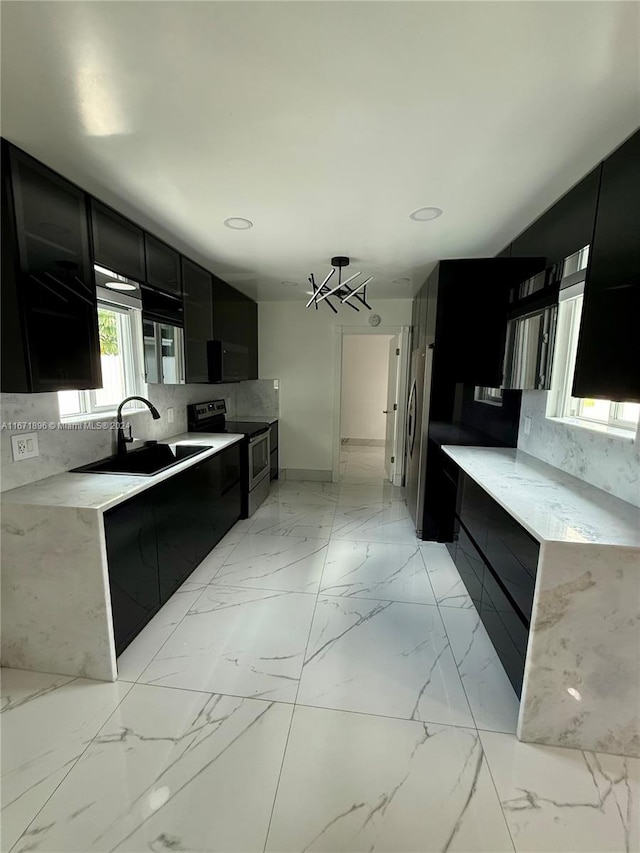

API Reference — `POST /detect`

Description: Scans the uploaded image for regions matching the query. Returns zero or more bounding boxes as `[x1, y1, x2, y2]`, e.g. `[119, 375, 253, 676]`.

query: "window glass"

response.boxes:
[57, 300, 143, 418]
[550, 292, 638, 431]
[92, 306, 128, 409]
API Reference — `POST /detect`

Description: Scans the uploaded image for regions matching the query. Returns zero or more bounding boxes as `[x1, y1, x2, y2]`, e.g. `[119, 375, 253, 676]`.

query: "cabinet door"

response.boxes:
[454, 524, 484, 610]
[104, 496, 160, 656]
[243, 297, 258, 379]
[510, 165, 601, 267]
[90, 200, 145, 282]
[145, 233, 182, 295]
[459, 474, 490, 553]
[154, 455, 223, 602]
[484, 502, 539, 622]
[480, 565, 529, 698]
[5, 144, 101, 391]
[183, 258, 213, 383]
[573, 131, 640, 402]
[212, 276, 259, 378]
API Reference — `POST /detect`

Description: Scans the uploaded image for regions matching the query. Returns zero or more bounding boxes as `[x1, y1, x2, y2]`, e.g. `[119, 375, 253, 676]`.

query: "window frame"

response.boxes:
[58, 295, 146, 420]
[548, 283, 638, 433]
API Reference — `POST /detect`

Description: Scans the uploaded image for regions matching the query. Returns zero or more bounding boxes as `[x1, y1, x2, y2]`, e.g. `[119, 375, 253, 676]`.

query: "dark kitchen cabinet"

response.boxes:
[480, 559, 529, 696]
[90, 199, 146, 282]
[183, 258, 213, 383]
[1, 141, 101, 392]
[510, 165, 601, 268]
[212, 276, 258, 379]
[573, 130, 640, 402]
[105, 444, 241, 656]
[484, 499, 538, 622]
[145, 233, 182, 296]
[269, 421, 279, 480]
[155, 455, 223, 602]
[155, 445, 241, 602]
[104, 494, 161, 656]
[451, 522, 484, 611]
[420, 259, 544, 421]
[447, 468, 541, 697]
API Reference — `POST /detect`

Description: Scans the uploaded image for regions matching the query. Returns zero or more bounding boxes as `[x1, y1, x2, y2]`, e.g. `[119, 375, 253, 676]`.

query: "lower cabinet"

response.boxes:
[104, 444, 242, 655]
[449, 470, 541, 697]
[104, 496, 160, 657]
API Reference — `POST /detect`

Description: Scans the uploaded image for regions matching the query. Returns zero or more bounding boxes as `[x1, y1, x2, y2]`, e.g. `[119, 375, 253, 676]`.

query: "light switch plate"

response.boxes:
[11, 432, 39, 461]
[524, 416, 532, 436]
[167, 407, 174, 424]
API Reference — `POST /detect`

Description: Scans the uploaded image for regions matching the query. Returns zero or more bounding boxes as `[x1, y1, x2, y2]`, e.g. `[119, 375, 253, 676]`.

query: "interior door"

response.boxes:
[384, 336, 399, 481]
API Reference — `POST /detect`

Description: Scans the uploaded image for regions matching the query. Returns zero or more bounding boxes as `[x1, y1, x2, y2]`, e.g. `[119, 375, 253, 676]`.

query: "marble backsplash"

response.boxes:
[0, 379, 278, 492]
[517, 391, 640, 507]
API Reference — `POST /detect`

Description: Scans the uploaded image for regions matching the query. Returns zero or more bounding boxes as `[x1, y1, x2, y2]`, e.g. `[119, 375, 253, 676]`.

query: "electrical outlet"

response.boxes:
[524, 416, 532, 436]
[167, 407, 174, 424]
[11, 432, 39, 461]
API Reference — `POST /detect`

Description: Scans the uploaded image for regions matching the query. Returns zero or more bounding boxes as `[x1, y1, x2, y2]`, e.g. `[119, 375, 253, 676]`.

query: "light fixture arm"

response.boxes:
[305, 256, 374, 313]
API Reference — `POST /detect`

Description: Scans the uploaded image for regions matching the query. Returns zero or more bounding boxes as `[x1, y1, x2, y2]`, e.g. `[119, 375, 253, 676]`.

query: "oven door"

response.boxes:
[248, 430, 270, 490]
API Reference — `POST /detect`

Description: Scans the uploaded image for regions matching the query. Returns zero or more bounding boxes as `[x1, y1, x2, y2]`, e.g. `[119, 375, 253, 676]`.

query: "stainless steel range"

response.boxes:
[187, 399, 271, 517]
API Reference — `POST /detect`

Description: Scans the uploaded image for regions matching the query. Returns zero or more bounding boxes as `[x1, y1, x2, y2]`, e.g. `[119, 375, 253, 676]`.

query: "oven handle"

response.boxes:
[249, 429, 270, 444]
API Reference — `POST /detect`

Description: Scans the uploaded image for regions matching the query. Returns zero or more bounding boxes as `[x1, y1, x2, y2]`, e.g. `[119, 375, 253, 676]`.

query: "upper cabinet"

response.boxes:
[90, 200, 146, 283]
[212, 276, 258, 379]
[573, 130, 640, 402]
[510, 165, 602, 267]
[1, 140, 260, 393]
[182, 258, 213, 383]
[1, 142, 101, 392]
[145, 234, 182, 296]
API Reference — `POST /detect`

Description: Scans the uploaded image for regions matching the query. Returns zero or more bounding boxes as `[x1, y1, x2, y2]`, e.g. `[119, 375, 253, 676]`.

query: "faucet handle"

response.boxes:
[125, 423, 134, 444]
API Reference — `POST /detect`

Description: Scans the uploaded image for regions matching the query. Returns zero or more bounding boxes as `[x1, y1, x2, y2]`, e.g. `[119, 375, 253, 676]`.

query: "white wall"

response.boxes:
[518, 390, 640, 507]
[341, 335, 393, 440]
[259, 299, 412, 473]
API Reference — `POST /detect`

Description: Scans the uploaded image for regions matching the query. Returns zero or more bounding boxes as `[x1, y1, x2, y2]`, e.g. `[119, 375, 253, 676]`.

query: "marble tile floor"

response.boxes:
[2, 445, 638, 852]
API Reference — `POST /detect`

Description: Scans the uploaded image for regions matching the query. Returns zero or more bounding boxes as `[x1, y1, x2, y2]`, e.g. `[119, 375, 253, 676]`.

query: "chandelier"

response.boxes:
[305, 256, 374, 313]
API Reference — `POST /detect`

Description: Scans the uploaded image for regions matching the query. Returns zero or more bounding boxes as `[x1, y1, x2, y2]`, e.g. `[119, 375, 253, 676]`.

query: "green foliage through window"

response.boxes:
[98, 309, 119, 356]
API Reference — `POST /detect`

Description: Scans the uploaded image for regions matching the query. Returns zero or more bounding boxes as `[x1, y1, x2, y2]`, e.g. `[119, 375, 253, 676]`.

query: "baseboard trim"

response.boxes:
[341, 438, 385, 446]
[281, 468, 333, 482]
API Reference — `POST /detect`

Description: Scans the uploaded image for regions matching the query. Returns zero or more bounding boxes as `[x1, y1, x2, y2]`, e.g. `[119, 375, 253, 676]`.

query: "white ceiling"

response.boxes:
[1, 1, 639, 301]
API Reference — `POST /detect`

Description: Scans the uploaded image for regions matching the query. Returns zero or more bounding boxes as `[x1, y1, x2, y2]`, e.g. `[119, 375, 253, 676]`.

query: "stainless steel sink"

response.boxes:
[71, 443, 212, 476]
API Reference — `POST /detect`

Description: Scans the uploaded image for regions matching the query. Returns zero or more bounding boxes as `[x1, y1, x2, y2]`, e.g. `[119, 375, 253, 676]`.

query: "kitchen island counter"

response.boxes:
[442, 445, 640, 758]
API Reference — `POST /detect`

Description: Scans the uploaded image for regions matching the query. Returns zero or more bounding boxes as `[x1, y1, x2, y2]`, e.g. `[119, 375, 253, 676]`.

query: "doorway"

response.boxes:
[332, 325, 410, 485]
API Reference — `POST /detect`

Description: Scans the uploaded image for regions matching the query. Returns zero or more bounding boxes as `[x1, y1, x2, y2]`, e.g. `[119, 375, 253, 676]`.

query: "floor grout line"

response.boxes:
[260, 495, 335, 853]
[6, 678, 135, 853]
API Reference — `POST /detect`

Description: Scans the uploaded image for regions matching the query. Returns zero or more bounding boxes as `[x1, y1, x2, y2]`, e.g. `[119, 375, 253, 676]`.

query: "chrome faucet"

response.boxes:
[116, 396, 161, 456]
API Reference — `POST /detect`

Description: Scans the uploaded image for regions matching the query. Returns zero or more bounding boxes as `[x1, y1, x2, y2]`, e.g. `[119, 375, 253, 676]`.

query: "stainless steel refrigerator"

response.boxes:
[404, 343, 433, 536]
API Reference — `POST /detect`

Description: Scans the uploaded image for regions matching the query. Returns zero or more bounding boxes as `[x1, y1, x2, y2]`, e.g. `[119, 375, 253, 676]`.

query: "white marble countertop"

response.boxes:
[0, 432, 243, 514]
[441, 446, 640, 547]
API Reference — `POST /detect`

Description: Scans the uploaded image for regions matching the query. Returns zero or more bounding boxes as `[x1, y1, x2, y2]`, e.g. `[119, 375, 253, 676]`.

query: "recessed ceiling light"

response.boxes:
[392, 277, 411, 284]
[105, 280, 137, 291]
[224, 217, 253, 230]
[409, 207, 443, 222]
[280, 280, 298, 287]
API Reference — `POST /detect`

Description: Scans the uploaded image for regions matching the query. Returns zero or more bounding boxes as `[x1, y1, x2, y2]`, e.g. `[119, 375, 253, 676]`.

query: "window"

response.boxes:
[58, 300, 144, 418]
[475, 386, 503, 405]
[549, 288, 639, 432]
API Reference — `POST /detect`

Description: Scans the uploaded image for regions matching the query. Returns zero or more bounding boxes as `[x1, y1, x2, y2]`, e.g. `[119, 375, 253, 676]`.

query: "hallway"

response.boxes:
[2, 446, 637, 852]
